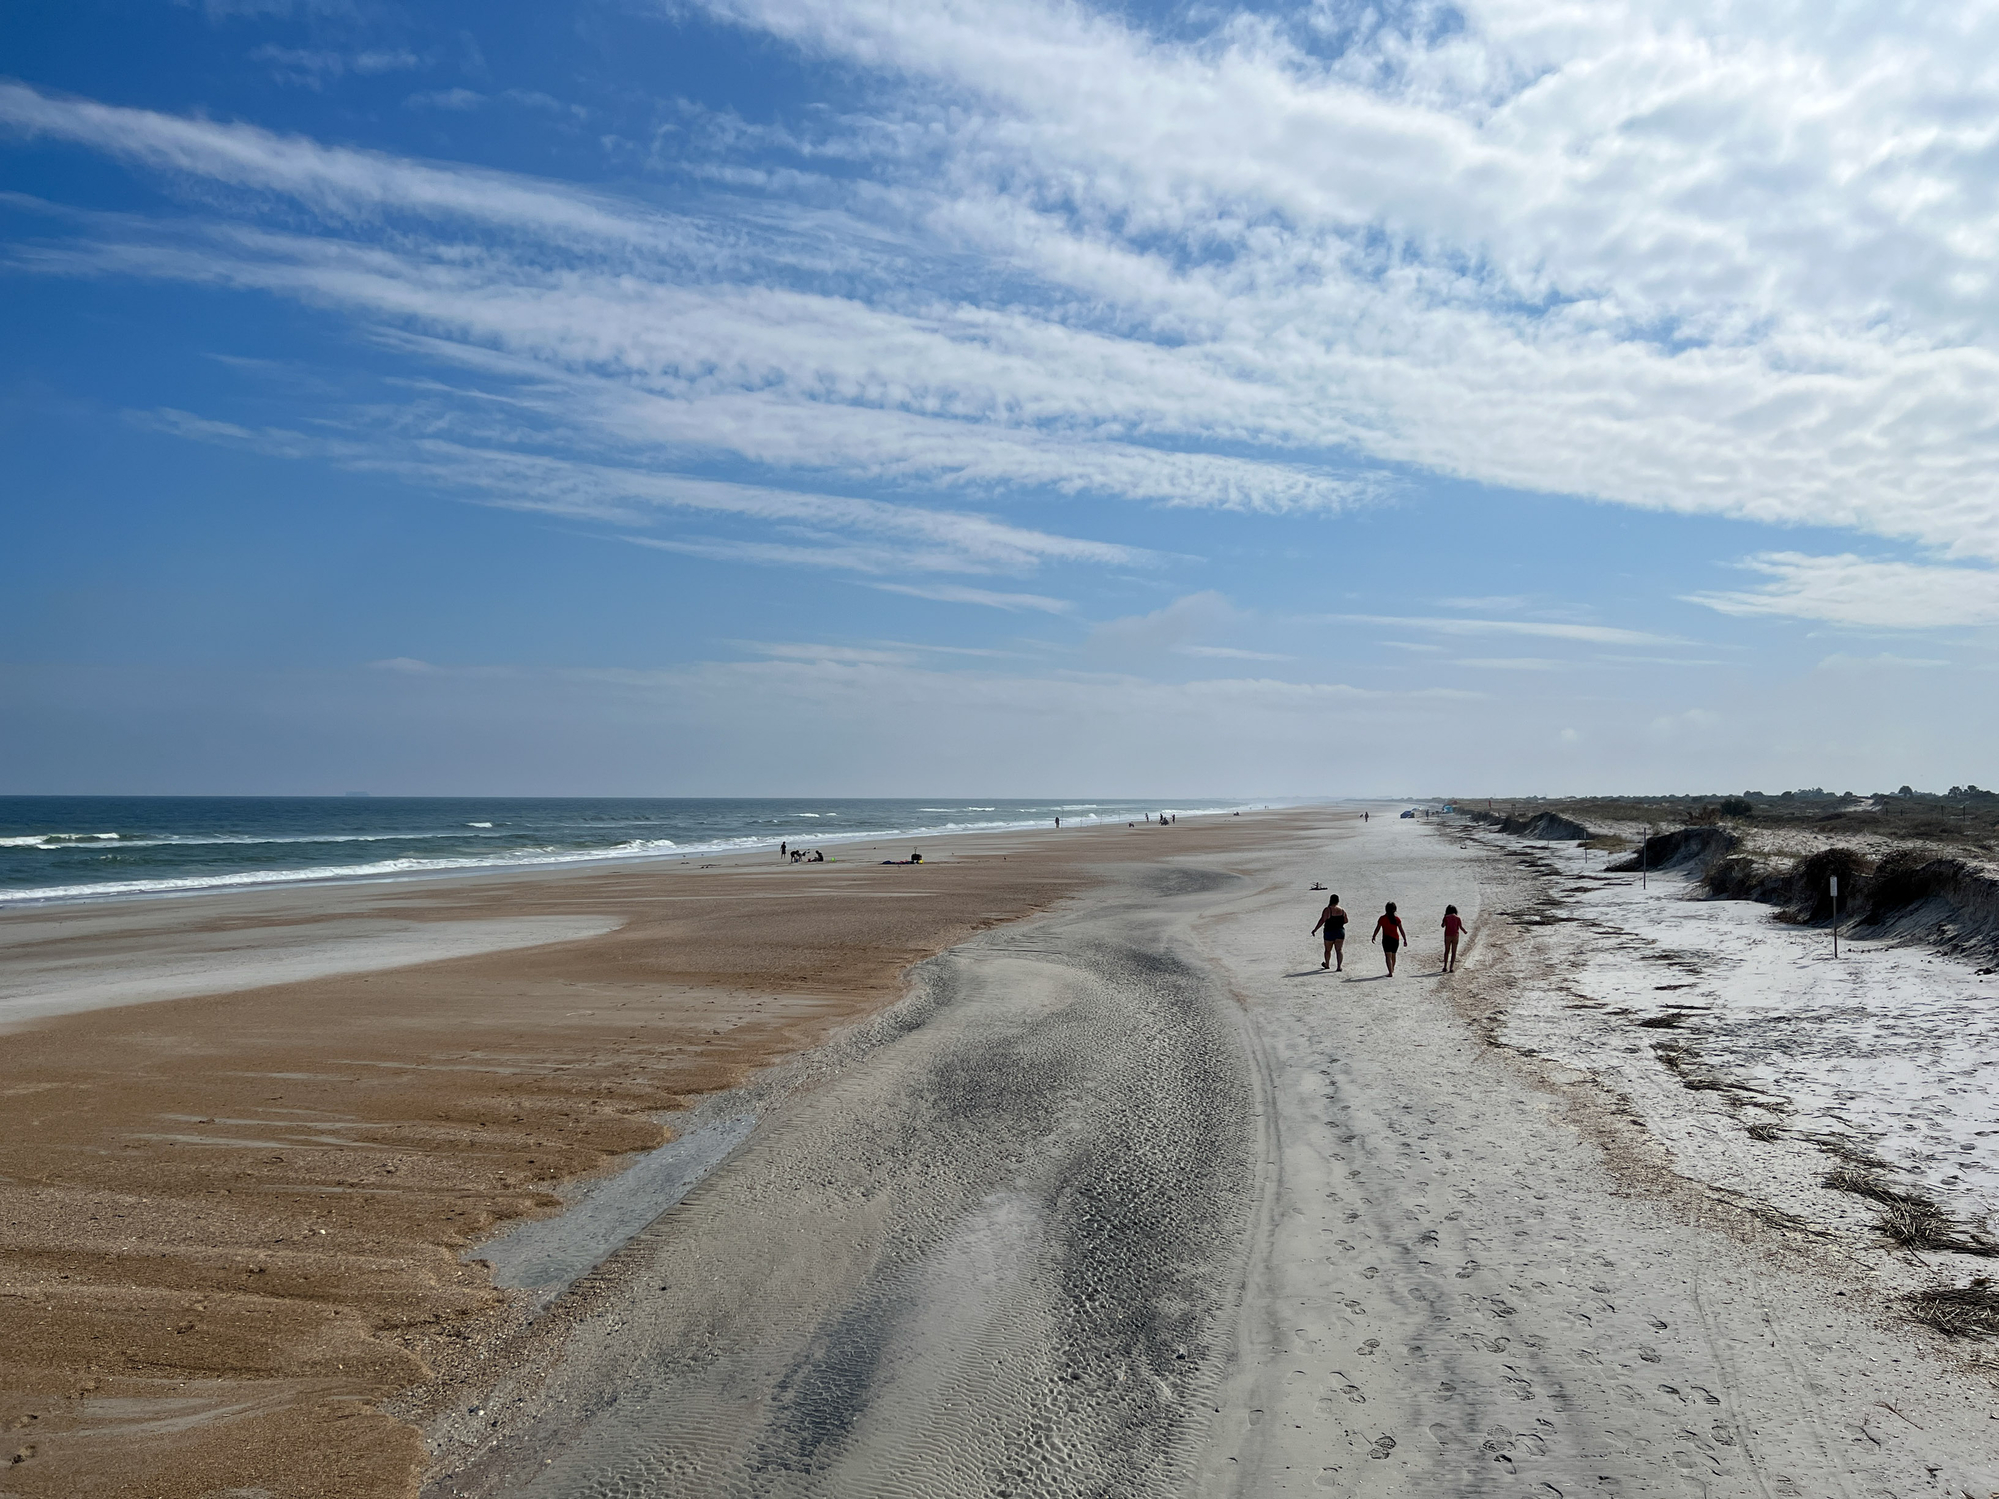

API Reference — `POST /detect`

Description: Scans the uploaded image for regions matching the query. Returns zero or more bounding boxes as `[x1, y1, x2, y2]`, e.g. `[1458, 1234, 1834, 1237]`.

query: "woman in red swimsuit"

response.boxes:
[1372, 901, 1407, 976]
[1441, 904, 1465, 972]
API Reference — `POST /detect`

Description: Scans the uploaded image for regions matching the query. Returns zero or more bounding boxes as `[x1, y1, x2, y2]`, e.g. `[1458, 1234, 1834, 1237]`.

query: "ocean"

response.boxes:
[0, 796, 1256, 905]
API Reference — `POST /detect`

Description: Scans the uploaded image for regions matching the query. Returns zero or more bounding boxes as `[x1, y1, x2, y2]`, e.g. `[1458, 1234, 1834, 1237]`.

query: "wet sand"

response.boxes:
[0, 809, 1299, 1498]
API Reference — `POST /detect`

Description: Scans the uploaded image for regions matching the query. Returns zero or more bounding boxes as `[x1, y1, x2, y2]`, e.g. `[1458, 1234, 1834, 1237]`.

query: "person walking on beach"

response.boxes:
[1441, 904, 1465, 972]
[1373, 901, 1407, 976]
[1311, 893, 1348, 970]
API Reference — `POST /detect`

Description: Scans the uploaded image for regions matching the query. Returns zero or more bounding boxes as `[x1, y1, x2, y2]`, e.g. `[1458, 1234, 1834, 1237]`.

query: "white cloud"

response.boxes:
[1435, 596, 1535, 613]
[1688, 553, 1999, 628]
[738, 642, 913, 664]
[1333, 614, 1684, 646]
[1451, 657, 1562, 671]
[1090, 591, 1238, 653]
[1599, 655, 1732, 668]
[130, 407, 1141, 579]
[406, 89, 487, 111]
[1178, 645, 1291, 661]
[1816, 652, 1951, 671]
[870, 582, 1073, 612]
[677, 0, 1999, 561]
[253, 47, 423, 88]
[15, 0, 1999, 597]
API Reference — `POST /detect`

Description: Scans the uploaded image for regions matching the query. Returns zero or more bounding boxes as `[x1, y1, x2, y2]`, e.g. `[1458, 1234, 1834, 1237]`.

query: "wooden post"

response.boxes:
[1831, 874, 1840, 959]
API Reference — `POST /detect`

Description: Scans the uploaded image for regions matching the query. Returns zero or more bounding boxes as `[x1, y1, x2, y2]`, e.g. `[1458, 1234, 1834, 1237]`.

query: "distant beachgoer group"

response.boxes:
[1310, 893, 1464, 976]
[790, 848, 825, 862]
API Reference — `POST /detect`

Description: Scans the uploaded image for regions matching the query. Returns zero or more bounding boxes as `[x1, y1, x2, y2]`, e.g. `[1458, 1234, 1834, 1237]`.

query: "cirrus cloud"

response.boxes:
[1687, 554, 1999, 629]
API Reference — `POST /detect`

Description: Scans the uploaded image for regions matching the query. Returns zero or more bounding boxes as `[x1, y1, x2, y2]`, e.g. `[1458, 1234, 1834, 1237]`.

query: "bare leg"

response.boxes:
[1332, 938, 1343, 971]
[1321, 939, 1332, 969]
[1386, 946, 1397, 976]
[1444, 937, 1458, 972]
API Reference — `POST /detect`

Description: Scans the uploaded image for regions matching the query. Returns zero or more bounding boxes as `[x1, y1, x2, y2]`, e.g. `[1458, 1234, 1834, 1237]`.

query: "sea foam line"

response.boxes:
[0, 806, 1259, 906]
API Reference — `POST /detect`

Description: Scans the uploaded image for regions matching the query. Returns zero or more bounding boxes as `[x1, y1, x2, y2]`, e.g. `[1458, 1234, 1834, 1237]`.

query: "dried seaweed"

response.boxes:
[1876, 1200, 1999, 1257]
[1905, 1278, 1999, 1338]
[1821, 1167, 1928, 1207]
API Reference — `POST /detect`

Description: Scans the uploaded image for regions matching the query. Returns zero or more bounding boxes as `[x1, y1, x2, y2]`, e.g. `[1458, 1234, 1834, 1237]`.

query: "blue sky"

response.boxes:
[4, 0, 1997, 796]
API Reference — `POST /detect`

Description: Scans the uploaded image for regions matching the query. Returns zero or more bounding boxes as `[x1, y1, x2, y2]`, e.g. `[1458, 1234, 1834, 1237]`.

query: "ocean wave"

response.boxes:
[0, 832, 122, 847]
[0, 804, 1264, 906]
[0, 836, 681, 904]
[2, 829, 521, 851]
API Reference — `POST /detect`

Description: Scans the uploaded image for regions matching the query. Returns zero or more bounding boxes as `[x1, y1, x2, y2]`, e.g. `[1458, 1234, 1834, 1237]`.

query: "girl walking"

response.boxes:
[1372, 901, 1407, 976]
[1441, 904, 1465, 972]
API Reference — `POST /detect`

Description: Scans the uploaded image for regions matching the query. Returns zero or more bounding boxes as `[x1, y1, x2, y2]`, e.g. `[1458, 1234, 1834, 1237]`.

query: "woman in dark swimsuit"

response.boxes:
[1311, 894, 1348, 970]
[1373, 900, 1407, 976]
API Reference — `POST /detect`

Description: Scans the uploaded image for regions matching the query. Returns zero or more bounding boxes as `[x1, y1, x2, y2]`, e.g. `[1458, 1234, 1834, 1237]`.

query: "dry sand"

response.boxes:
[0, 811, 1275, 1498]
[426, 811, 1998, 1498]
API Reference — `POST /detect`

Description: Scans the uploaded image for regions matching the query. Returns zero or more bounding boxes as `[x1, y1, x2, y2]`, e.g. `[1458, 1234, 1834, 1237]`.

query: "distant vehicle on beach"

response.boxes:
[1399, 809, 1416, 819]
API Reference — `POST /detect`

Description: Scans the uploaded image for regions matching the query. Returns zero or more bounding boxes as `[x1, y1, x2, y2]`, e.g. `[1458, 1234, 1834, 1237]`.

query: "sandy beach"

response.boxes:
[0, 809, 1281, 1496]
[8, 806, 1999, 1497]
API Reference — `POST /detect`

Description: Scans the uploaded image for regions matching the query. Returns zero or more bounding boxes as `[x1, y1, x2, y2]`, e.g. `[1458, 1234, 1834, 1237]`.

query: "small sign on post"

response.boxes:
[1831, 874, 1840, 958]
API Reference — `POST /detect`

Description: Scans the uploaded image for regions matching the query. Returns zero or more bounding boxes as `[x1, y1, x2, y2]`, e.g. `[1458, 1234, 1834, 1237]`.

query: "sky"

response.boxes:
[3, 0, 1997, 798]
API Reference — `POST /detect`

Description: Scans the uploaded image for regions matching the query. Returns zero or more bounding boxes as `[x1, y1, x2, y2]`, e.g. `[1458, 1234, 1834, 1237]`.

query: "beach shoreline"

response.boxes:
[0, 797, 1279, 911]
[0, 805, 1328, 1498]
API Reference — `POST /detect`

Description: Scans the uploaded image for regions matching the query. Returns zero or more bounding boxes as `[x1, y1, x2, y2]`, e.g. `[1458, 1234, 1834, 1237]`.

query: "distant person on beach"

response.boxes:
[1363, 812, 1369, 823]
[1373, 901, 1407, 975]
[1054, 816, 1060, 829]
[780, 841, 787, 859]
[910, 850, 922, 864]
[1311, 894, 1348, 970]
[1441, 905, 1464, 972]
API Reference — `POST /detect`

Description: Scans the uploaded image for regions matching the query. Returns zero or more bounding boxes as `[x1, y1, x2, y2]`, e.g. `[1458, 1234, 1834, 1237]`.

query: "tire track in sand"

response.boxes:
[432, 866, 1262, 1498]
